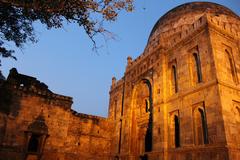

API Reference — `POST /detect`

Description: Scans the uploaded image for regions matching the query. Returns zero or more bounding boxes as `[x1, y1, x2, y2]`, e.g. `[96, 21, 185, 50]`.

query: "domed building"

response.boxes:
[108, 2, 240, 160]
[0, 2, 240, 160]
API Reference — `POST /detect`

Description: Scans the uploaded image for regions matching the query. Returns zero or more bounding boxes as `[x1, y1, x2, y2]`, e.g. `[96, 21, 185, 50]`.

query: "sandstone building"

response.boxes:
[0, 2, 240, 160]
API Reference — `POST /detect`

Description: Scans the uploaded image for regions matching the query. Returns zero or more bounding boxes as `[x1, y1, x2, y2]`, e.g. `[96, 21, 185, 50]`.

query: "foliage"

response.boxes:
[0, 0, 133, 64]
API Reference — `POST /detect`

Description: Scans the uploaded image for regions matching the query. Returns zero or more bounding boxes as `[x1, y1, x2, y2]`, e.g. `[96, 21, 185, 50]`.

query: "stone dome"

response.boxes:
[149, 2, 239, 41]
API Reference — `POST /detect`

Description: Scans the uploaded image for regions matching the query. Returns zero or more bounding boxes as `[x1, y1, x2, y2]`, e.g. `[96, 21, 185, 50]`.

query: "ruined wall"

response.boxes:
[0, 69, 113, 160]
[0, 69, 72, 160]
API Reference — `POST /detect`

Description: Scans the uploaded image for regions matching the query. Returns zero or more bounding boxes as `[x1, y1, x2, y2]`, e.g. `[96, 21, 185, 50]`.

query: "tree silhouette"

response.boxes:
[0, 0, 133, 64]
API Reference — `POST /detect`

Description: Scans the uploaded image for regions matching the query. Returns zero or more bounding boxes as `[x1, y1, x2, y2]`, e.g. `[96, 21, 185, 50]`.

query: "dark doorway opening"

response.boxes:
[145, 127, 152, 152]
[143, 79, 153, 152]
[28, 134, 40, 152]
[174, 115, 180, 148]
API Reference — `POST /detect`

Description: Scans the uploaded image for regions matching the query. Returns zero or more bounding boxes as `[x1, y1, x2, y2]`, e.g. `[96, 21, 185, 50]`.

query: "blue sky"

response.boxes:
[1, 0, 240, 117]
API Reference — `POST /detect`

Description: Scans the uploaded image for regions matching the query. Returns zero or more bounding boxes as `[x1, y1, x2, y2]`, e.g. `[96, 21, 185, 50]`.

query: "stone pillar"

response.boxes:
[112, 77, 116, 86]
[127, 56, 133, 66]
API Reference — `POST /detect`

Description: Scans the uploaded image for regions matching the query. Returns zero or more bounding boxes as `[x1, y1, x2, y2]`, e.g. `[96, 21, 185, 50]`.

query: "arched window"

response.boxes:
[172, 65, 178, 93]
[193, 53, 202, 83]
[225, 49, 238, 84]
[174, 115, 180, 148]
[199, 109, 208, 144]
[28, 134, 40, 152]
[194, 107, 208, 145]
[169, 112, 180, 148]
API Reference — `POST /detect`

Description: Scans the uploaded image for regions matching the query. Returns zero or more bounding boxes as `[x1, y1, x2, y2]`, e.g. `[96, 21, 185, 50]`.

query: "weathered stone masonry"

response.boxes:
[108, 2, 240, 160]
[0, 2, 240, 160]
[0, 68, 113, 160]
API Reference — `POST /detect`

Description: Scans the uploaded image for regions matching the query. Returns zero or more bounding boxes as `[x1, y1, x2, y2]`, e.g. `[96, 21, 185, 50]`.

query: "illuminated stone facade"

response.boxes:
[0, 2, 240, 160]
[0, 68, 113, 160]
[108, 2, 240, 160]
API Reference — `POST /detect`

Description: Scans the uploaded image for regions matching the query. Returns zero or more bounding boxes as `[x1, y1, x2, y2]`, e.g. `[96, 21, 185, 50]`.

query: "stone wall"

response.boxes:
[0, 69, 113, 160]
[108, 2, 240, 160]
[209, 20, 240, 159]
[0, 2, 240, 160]
[64, 111, 113, 160]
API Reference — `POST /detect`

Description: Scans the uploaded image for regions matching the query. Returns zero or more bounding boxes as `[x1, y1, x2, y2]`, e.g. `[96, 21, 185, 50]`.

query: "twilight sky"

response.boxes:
[1, 0, 240, 117]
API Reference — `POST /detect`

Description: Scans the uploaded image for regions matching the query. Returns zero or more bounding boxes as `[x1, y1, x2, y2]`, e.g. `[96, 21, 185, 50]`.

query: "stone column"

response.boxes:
[127, 56, 133, 66]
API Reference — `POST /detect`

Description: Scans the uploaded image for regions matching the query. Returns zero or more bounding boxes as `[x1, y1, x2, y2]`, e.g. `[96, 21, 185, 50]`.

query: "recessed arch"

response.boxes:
[232, 103, 240, 122]
[193, 106, 208, 145]
[169, 111, 180, 148]
[225, 48, 238, 84]
[193, 52, 202, 83]
[172, 65, 178, 93]
[130, 78, 153, 154]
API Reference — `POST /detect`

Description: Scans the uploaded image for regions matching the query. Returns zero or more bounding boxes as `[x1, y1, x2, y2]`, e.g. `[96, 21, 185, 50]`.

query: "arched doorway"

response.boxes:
[130, 79, 153, 158]
[25, 113, 49, 160]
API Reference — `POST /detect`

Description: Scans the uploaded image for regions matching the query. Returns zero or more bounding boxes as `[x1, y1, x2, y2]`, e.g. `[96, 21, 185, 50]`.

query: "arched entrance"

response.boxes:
[130, 79, 153, 159]
[24, 113, 49, 160]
